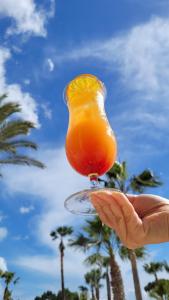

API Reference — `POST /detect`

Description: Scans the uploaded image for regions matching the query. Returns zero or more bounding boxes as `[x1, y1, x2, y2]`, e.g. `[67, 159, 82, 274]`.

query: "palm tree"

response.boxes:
[84, 271, 95, 300]
[84, 253, 111, 300]
[0, 270, 19, 300]
[92, 269, 102, 300]
[102, 257, 111, 300]
[144, 262, 164, 283]
[84, 269, 102, 300]
[99, 161, 162, 300]
[78, 286, 88, 300]
[50, 226, 73, 300]
[145, 279, 169, 299]
[119, 246, 147, 300]
[0, 94, 45, 173]
[69, 217, 125, 300]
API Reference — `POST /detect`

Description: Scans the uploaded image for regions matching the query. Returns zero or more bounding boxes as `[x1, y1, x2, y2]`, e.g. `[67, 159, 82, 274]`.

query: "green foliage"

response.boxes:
[69, 233, 92, 252]
[130, 170, 162, 193]
[34, 291, 57, 300]
[50, 226, 73, 240]
[145, 279, 169, 299]
[84, 269, 102, 287]
[162, 261, 169, 273]
[84, 253, 105, 267]
[0, 269, 19, 300]
[144, 262, 164, 277]
[56, 288, 79, 300]
[69, 216, 125, 299]
[119, 246, 147, 261]
[0, 94, 45, 174]
[83, 217, 113, 247]
[69, 216, 117, 255]
[78, 285, 88, 300]
[104, 160, 162, 193]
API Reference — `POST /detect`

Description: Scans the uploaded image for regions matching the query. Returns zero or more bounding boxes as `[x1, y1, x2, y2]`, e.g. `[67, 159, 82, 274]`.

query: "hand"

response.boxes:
[91, 191, 169, 249]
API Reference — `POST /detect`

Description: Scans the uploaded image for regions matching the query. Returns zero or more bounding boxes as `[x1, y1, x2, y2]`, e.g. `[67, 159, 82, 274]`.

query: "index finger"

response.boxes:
[91, 191, 137, 222]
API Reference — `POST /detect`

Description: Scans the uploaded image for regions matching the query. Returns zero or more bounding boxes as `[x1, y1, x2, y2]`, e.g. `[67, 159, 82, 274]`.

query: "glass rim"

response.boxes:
[63, 73, 107, 105]
[64, 187, 122, 216]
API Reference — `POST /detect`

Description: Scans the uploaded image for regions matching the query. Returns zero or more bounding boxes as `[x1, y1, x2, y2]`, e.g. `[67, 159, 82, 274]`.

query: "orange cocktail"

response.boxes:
[65, 74, 117, 177]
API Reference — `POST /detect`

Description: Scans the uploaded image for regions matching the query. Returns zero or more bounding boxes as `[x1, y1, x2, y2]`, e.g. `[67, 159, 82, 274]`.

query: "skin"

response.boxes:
[91, 191, 169, 249]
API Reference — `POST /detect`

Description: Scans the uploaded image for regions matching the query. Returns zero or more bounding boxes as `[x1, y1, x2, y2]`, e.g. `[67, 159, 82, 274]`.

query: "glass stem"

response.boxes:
[89, 173, 99, 189]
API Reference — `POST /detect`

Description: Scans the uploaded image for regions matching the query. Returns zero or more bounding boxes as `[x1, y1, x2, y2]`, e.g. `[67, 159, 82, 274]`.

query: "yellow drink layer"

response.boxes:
[65, 74, 105, 107]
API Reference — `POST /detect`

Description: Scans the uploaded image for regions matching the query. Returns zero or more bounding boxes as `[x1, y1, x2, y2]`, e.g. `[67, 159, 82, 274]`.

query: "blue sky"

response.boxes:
[0, 0, 169, 299]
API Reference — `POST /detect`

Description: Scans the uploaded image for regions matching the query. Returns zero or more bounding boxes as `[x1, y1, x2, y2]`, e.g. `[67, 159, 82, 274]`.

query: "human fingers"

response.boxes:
[91, 193, 118, 229]
[127, 194, 169, 218]
[91, 191, 127, 243]
[143, 211, 169, 245]
[91, 191, 145, 249]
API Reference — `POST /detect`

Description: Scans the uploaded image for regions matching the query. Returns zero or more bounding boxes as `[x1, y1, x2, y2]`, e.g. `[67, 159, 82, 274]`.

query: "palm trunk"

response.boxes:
[3, 287, 8, 300]
[60, 240, 65, 300]
[129, 249, 143, 300]
[109, 246, 125, 300]
[91, 286, 95, 300]
[3, 286, 9, 300]
[95, 286, 100, 300]
[154, 273, 158, 283]
[105, 267, 111, 300]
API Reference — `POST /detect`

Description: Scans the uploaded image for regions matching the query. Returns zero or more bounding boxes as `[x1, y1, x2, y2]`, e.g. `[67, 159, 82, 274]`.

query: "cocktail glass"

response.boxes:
[64, 74, 117, 215]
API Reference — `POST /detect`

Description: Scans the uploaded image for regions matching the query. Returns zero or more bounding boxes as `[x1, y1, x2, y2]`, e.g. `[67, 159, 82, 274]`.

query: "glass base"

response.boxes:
[64, 188, 118, 215]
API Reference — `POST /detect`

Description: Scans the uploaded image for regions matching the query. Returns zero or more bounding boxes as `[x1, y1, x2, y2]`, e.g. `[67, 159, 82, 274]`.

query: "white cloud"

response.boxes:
[0, 212, 6, 223]
[3, 147, 89, 249]
[15, 250, 86, 279]
[55, 17, 169, 97]
[23, 79, 30, 85]
[0, 257, 7, 271]
[46, 58, 55, 72]
[0, 227, 8, 241]
[41, 103, 52, 120]
[19, 205, 34, 214]
[12, 45, 22, 54]
[0, 47, 39, 127]
[52, 16, 169, 156]
[0, 0, 55, 37]
[13, 235, 29, 241]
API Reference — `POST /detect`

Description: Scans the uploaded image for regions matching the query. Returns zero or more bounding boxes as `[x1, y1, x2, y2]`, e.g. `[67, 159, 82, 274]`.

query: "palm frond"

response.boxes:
[8, 140, 38, 150]
[57, 226, 73, 237]
[0, 155, 45, 168]
[78, 285, 88, 292]
[0, 140, 37, 154]
[0, 120, 35, 141]
[84, 253, 104, 267]
[0, 142, 17, 154]
[130, 170, 162, 193]
[50, 231, 58, 240]
[119, 246, 130, 261]
[13, 277, 20, 285]
[144, 262, 164, 274]
[163, 261, 169, 272]
[119, 246, 147, 261]
[0, 94, 7, 102]
[0, 102, 21, 123]
[134, 247, 147, 260]
[106, 161, 122, 180]
[69, 233, 94, 252]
